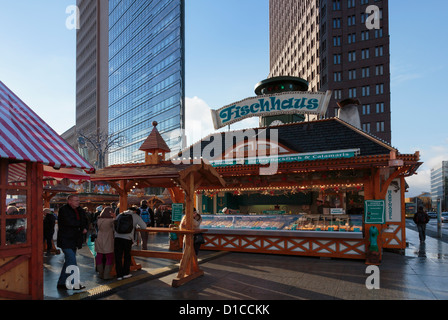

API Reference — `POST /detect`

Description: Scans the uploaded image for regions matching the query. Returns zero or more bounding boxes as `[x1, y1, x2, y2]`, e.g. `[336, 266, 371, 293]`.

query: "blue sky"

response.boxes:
[0, 0, 447, 197]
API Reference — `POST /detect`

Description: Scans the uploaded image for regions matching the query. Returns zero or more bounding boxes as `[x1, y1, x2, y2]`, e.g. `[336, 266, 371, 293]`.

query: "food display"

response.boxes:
[201, 214, 363, 233]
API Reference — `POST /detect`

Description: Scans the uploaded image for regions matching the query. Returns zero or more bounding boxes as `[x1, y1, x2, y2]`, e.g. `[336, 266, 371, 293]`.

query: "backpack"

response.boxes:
[114, 213, 134, 234]
[415, 212, 429, 224]
[140, 207, 151, 224]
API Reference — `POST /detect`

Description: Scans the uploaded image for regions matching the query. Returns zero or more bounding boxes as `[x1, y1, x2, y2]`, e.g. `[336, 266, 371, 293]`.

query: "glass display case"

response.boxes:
[201, 214, 364, 238]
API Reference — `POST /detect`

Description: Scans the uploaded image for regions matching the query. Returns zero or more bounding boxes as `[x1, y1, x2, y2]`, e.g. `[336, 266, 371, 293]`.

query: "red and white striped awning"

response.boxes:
[8, 163, 91, 185]
[0, 80, 94, 172]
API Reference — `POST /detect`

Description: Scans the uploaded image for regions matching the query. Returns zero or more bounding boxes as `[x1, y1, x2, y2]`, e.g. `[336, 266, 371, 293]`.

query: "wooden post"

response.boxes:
[172, 172, 204, 287]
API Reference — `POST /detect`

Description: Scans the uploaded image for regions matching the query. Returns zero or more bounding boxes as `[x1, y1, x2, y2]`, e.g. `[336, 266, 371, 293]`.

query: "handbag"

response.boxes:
[194, 233, 205, 245]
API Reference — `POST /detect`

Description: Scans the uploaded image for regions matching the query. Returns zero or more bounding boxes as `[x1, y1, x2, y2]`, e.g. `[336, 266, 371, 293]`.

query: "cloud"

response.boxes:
[184, 96, 259, 146]
[184, 96, 216, 146]
[405, 143, 448, 197]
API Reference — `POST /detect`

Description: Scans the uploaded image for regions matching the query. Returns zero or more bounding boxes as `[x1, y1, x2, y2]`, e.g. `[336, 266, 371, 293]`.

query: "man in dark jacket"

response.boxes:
[56, 195, 88, 290]
[413, 206, 430, 243]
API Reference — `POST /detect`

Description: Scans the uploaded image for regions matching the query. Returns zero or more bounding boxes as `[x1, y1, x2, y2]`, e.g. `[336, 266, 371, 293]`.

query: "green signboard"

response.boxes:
[364, 200, 385, 224]
[172, 203, 183, 222]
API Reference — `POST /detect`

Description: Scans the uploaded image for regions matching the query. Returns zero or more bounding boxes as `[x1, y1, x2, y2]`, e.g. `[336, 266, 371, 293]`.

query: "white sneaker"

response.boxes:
[123, 274, 132, 279]
[117, 277, 123, 281]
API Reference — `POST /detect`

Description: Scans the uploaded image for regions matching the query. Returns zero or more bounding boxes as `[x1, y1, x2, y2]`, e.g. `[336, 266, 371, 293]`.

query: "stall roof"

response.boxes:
[90, 161, 226, 189]
[179, 117, 395, 160]
[0, 81, 94, 172]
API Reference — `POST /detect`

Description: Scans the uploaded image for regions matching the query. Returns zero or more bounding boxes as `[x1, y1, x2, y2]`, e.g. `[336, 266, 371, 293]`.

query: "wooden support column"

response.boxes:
[109, 180, 130, 213]
[172, 172, 204, 287]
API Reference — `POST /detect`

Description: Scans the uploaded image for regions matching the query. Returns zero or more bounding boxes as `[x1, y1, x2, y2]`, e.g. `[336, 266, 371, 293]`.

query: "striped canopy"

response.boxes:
[0, 80, 94, 172]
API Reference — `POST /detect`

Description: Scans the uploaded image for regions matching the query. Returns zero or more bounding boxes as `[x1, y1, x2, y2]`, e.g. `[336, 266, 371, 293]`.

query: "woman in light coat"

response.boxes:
[95, 206, 115, 279]
[180, 208, 203, 255]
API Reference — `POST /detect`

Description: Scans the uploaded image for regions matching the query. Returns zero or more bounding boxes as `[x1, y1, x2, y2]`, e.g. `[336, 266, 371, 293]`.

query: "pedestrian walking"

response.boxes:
[56, 195, 88, 290]
[114, 208, 147, 280]
[413, 206, 430, 242]
[95, 206, 116, 280]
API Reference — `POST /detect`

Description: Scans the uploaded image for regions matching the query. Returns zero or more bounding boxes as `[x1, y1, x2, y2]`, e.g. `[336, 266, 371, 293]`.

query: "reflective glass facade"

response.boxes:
[431, 161, 448, 211]
[108, 0, 185, 165]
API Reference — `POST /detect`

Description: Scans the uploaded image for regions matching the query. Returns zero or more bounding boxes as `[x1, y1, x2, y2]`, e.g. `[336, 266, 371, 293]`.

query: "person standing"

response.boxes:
[413, 206, 430, 242]
[114, 208, 147, 280]
[139, 200, 154, 250]
[43, 208, 56, 255]
[56, 195, 88, 290]
[180, 208, 203, 256]
[95, 207, 116, 280]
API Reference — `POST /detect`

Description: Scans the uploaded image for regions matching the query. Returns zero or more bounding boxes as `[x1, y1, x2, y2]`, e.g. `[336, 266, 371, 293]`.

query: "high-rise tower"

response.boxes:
[269, 0, 391, 143]
[75, 0, 109, 166]
[108, 0, 185, 165]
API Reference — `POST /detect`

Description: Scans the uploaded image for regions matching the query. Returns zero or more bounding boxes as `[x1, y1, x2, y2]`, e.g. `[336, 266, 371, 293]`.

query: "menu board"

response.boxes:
[364, 200, 385, 224]
[172, 203, 183, 222]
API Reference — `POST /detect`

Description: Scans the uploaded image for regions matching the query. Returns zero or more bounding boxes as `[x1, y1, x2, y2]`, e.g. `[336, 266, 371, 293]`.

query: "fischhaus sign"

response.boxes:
[211, 91, 332, 130]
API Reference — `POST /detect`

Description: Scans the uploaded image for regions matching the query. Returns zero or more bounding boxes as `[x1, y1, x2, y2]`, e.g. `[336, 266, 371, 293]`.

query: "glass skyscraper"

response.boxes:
[108, 0, 185, 165]
[431, 161, 448, 211]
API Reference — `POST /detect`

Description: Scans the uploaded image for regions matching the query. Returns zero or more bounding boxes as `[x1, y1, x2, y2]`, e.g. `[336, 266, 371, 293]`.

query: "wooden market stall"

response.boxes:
[0, 81, 95, 300]
[178, 117, 421, 264]
[90, 122, 225, 287]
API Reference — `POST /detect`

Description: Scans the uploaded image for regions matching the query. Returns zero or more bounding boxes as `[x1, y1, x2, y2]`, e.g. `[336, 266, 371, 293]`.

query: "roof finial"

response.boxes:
[153, 121, 158, 127]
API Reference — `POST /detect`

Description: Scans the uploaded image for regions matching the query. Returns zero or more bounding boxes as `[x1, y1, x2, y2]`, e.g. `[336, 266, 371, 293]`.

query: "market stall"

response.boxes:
[178, 117, 421, 263]
[0, 80, 94, 300]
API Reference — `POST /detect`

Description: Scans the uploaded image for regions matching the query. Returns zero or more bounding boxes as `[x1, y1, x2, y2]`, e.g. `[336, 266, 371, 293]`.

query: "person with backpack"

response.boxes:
[139, 200, 154, 250]
[413, 206, 430, 242]
[114, 207, 147, 280]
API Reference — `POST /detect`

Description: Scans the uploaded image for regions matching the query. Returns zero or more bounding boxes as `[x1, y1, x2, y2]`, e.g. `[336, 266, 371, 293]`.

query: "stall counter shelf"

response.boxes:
[201, 214, 364, 239]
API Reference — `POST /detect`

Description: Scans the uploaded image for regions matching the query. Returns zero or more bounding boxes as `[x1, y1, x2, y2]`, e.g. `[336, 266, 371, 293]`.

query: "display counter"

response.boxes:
[200, 214, 367, 259]
[201, 214, 363, 239]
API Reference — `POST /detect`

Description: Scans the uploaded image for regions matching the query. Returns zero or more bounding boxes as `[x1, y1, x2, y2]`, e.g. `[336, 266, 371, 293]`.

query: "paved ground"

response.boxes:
[44, 224, 448, 305]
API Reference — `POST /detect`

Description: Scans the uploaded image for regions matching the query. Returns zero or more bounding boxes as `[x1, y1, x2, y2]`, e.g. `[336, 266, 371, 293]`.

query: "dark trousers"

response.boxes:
[417, 224, 426, 242]
[114, 237, 133, 278]
[44, 232, 53, 251]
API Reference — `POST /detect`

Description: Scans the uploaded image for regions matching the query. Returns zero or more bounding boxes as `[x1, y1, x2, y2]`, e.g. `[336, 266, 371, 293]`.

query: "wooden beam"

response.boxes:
[130, 250, 183, 260]
[0, 255, 30, 277]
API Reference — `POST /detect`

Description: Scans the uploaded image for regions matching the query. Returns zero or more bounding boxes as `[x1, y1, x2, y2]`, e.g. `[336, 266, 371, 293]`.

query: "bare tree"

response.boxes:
[77, 129, 123, 169]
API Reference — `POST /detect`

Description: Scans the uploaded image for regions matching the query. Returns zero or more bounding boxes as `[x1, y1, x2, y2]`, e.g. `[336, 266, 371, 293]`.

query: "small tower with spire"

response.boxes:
[139, 121, 171, 164]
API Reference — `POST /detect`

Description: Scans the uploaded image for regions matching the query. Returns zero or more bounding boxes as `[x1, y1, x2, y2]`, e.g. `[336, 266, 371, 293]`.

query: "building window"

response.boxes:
[333, 18, 342, 28]
[362, 123, 371, 133]
[362, 104, 371, 115]
[375, 46, 384, 57]
[348, 51, 356, 62]
[333, 36, 342, 46]
[334, 89, 342, 100]
[348, 33, 356, 44]
[376, 83, 384, 95]
[361, 48, 370, 59]
[333, 0, 341, 10]
[375, 65, 384, 75]
[347, 15, 356, 26]
[376, 121, 385, 132]
[334, 72, 342, 82]
[349, 87, 357, 98]
[362, 86, 370, 97]
[376, 102, 384, 113]
[348, 69, 356, 80]
[362, 67, 370, 78]
[334, 54, 342, 64]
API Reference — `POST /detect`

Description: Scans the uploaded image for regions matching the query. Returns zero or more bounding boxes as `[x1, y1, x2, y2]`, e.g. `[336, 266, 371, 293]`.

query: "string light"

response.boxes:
[198, 183, 364, 194]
